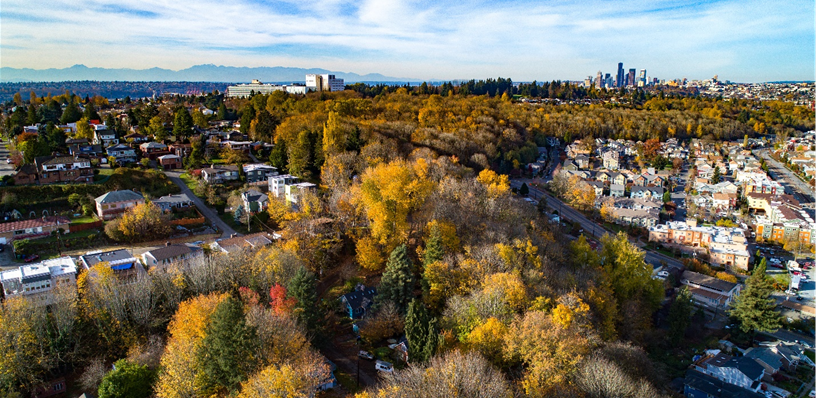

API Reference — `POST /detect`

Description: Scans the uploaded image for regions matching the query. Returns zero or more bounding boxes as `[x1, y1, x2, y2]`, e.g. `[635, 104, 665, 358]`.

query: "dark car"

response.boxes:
[24, 254, 39, 263]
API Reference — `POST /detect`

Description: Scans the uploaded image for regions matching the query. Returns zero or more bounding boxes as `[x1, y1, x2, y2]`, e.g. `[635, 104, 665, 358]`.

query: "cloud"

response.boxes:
[1, 0, 812, 81]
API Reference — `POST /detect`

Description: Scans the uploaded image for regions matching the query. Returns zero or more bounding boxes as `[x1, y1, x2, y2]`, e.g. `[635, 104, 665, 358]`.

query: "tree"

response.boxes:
[269, 140, 288, 172]
[711, 166, 721, 184]
[269, 284, 296, 315]
[359, 301, 404, 344]
[173, 107, 194, 140]
[519, 182, 529, 196]
[662, 190, 671, 204]
[729, 263, 782, 334]
[423, 223, 444, 267]
[197, 297, 259, 395]
[60, 101, 82, 123]
[575, 355, 656, 398]
[216, 103, 228, 120]
[250, 110, 278, 142]
[83, 102, 100, 121]
[147, 116, 167, 141]
[287, 130, 312, 178]
[75, 117, 94, 141]
[105, 202, 172, 242]
[288, 267, 319, 332]
[192, 110, 209, 128]
[371, 350, 510, 397]
[668, 286, 692, 345]
[97, 359, 156, 398]
[379, 245, 416, 313]
[464, 317, 507, 366]
[322, 111, 345, 158]
[405, 299, 440, 363]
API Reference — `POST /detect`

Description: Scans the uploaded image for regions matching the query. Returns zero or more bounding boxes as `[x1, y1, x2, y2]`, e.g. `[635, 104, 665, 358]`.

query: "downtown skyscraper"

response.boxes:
[616, 62, 624, 88]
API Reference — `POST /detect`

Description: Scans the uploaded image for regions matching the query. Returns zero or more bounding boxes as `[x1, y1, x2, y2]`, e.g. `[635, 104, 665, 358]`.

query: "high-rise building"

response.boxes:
[616, 63, 624, 88]
[627, 69, 636, 87]
[305, 74, 345, 92]
[596, 71, 603, 89]
[638, 69, 647, 86]
[226, 79, 307, 97]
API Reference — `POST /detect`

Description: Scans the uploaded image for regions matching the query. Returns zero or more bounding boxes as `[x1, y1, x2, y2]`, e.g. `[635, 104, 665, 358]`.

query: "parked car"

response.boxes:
[24, 254, 39, 263]
[358, 350, 374, 360]
[5, 158, 11, 164]
[375, 360, 393, 373]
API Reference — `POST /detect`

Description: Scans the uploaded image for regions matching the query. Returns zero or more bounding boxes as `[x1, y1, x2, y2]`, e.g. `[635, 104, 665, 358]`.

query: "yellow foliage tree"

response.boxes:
[423, 260, 470, 311]
[110, 202, 172, 242]
[424, 219, 460, 253]
[354, 159, 435, 247]
[476, 169, 510, 198]
[482, 272, 528, 311]
[322, 111, 345, 158]
[155, 293, 229, 397]
[465, 317, 508, 366]
[75, 117, 94, 141]
[356, 235, 385, 272]
[495, 239, 543, 272]
[0, 297, 52, 394]
[239, 361, 329, 398]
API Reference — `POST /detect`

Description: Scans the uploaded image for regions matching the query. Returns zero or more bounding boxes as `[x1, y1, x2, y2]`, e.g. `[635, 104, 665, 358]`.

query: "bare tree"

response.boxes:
[576, 354, 657, 398]
[78, 358, 108, 395]
[372, 350, 511, 397]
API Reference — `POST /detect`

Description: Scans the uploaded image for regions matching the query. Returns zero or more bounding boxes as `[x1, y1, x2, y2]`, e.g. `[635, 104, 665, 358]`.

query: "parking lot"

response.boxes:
[760, 244, 816, 314]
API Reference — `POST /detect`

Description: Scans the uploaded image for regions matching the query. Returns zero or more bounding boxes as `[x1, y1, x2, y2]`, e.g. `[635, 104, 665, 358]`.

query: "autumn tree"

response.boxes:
[476, 169, 510, 198]
[269, 284, 297, 315]
[105, 202, 172, 243]
[239, 360, 329, 398]
[464, 317, 508, 366]
[729, 262, 781, 334]
[192, 109, 209, 128]
[322, 111, 345, 158]
[197, 296, 259, 395]
[372, 350, 511, 397]
[576, 355, 657, 397]
[0, 297, 52, 395]
[359, 301, 404, 344]
[75, 117, 94, 141]
[379, 245, 416, 313]
[641, 138, 661, 163]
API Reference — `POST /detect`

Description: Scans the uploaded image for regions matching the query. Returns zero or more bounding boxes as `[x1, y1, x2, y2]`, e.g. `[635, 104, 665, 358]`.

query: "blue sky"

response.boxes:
[1, 0, 813, 82]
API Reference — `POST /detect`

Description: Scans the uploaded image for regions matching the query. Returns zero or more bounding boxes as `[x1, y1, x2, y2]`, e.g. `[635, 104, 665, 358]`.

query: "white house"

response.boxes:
[0, 257, 78, 305]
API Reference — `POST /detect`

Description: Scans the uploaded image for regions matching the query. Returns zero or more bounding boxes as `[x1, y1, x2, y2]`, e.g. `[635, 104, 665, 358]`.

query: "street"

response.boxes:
[162, 170, 237, 238]
[0, 140, 15, 177]
[511, 178, 685, 271]
[755, 149, 815, 204]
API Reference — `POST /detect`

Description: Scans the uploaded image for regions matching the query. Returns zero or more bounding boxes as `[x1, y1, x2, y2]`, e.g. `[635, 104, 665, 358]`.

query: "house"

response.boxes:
[607, 208, 659, 228]
[694, 352, 765, 391]
[269, 174, 317, 204]
[630, 185, 664, 201]
[340, 285, 377, 319]
[78, 249, 141, 280]
[243, 163, 279, 183]
[92, 126, 118, 147]
[69, 143, 104, 158]
[158, 154, 182, 170]
[123, 132, 148, 143]
[33, 377, 68, 398]
[0, 257, 78, 305]
[202, 165, 240, 184]
[168, 143, 192, 158]
[596, 171, 611, 183]
[34, 155, 94, 184]
[106, 143, 137, 165]
[95, 190, 145, 220]
[610, 183, 625, 197]
[12, 163, 38, 185]
[211, 232, 278, 254]
[241, 189, 268, 213]
[139, 142, 170, 160]
[712, 193, 737, 210]
[683, 370, 765, 398]
[0, 216, 71, 244]
[575, 155, 590, 169]
[611, 172, 627, 186]
[141, 243, 204, 268]
[681, 270, 741, 309]
[152, 193, 194, 212]
[586, 181, 604, 197]
[562, 160, 579, 171]
[602, 151, 620, 170]
[744, 347, 785, 378]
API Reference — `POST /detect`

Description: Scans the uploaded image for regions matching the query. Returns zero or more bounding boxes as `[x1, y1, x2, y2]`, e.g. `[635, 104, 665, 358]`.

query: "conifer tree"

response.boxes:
[173, 107, 194, 141]
[379, 245, 415, 313]
[729, 263, 781, 334]
[424, 224, 443, 267]
[668, 287, 692, 345]
[405, 299, 440, 363]
[197, 297, 259, 394]
[289, 267, 319, 331]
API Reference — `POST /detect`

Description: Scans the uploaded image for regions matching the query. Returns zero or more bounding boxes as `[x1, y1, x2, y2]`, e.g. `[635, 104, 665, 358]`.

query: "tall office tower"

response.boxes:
[584, 76, 593, 87]
[627, 69, 636, 87]
[603, 73, 611, 88]
[596, 71, 603, 89]
[638, 69, 647, 86]
[616, 62, 624, 87]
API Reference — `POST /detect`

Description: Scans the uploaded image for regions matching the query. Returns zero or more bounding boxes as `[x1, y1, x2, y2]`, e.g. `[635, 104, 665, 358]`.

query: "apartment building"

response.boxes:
[0, 257, 78, 305]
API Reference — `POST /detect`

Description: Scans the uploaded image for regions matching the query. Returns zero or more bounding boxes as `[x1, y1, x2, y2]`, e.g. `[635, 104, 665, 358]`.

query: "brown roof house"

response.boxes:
[141, 243, 204, 268]
[12, 163, 38, 185]
[95, 190, 145, 220]
[0, 216, 71, 244]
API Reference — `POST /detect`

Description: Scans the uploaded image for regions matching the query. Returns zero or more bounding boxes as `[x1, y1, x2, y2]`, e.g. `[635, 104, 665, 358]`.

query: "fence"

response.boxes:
[70, 220, 104, 232]
[170, 209, 206, 226]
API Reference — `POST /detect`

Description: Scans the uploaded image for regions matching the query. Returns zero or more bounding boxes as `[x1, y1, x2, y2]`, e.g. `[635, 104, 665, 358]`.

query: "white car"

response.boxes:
[375, 360, 393, 373]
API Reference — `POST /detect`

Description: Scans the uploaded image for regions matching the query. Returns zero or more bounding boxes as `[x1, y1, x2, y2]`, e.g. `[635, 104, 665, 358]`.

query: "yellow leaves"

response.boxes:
[715, 271, 738, 283]
[423, 260, 472, 311]
[425, 219, 460, 253]
[465, 317, 508, 365]
[551, 293, 590, 330]
[356, 235, 385, 272]
[495, 239, 542, 272]
[476, 169, 510, 198]
[482, 272, 528, 311]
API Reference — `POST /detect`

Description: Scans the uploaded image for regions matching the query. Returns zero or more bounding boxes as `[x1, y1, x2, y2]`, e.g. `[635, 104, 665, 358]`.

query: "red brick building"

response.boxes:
[33, 155, 93, 184]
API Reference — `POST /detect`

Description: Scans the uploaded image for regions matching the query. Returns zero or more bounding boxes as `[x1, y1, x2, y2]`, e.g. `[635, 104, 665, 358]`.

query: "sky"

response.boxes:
[1, 0, 813, 82]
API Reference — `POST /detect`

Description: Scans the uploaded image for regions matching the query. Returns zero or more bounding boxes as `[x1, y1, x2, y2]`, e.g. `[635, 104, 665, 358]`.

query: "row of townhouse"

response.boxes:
[597, 196, 662, 228]
[13, 155, 94, 185]
[648, 220, 752, 270]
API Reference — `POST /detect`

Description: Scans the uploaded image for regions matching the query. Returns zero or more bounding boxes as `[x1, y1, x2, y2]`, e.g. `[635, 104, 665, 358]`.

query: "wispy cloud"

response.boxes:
[1, 0, 812, 81]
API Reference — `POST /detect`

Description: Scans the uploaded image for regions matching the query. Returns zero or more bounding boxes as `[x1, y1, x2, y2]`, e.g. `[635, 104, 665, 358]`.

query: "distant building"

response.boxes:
[306, 74, 344, 92]
[269, 174, 317, 204]
[95, 190, 145, 220]
[616, 62, 624, 88]
[226, 80, 308, 97]
[627, 68, 636, 87]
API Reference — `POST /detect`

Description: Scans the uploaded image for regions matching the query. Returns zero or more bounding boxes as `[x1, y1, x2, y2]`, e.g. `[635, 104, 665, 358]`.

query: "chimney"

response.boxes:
[165, 242, 171, 247]
[230, 233, 237, 238]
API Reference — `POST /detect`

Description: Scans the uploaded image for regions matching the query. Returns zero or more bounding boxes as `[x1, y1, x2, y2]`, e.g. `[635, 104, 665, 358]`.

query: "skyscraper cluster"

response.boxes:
[586, 62, 656, 89]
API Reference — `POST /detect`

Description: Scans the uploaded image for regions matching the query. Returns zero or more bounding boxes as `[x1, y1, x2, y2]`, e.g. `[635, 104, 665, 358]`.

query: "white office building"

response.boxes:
[306, 74, 344, 92]
[226, 80, 308, 98]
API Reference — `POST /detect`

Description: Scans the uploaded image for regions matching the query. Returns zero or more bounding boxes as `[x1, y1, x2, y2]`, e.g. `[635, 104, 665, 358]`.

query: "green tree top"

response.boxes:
[379, 244, 416, 313]
[729, 263, 781, 334]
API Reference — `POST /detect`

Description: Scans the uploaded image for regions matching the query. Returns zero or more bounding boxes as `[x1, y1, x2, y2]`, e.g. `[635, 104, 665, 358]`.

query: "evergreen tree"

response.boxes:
[83, 102, 100, 121]
[197, 297, 259, 394]
[217, 103, 228, 120]
[26, 105, 38, 125]
[379, 245, 415, 313]
[668, 287, 692, 345]
[289, 267, 319, 332]
[173, 107, 194, 141]
[98, 359, 156, 398]
[711, 166, 721, 184]
[60, 101, 82, 123]
[346, 126, 363, 152]
[404, 299, 440, 363]
[729, 262, 781, 334]
[519, 183, 529, 196]
[239, 104, 255, 135]
[424, 224, 444, 267]
[269, 140, 288, 172]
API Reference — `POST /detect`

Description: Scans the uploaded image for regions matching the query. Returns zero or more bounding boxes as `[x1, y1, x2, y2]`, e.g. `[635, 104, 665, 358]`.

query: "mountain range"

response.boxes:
[0, 64, 416, 83]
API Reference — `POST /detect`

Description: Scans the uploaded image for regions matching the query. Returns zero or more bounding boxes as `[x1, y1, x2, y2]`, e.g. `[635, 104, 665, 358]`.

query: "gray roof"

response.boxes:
[145, 244, 201, 262]
[745, 348, 783, 370]
[610, 183, 625, 191]
[682, 270, 739, 294]
[152, 193, 192, 206]
[684, 370, 764, 398]
[95, 190, 145, 204]
[723, 357, 764, 381]
[243, 189, 267, 202]
[79, 249, 138, 269]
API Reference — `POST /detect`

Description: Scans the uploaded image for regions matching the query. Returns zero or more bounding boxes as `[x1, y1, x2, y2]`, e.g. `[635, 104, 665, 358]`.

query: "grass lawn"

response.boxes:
[38, 229, 99, 244]
[93, 167, 114, 183]
[217, 212, 265, 234]
[333, 370, 360, 393]
[69, 215, 98, 224]
[179, 173, 199, 191]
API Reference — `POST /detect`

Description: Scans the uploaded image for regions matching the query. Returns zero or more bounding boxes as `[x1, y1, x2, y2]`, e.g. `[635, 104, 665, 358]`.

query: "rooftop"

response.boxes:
[95, 190, 145, 204]
[682, 270, 739, 294]
[0, 216, 71, 234]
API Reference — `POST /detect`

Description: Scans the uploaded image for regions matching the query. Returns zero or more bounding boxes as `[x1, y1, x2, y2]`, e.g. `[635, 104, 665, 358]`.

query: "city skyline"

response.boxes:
[2, 0, 814, 83]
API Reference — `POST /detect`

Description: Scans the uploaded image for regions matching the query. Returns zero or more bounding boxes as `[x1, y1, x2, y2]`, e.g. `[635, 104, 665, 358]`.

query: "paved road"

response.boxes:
[755, 149, 815, 203]
[513, 178, 685, 271]
[163, 170, 237, 238]
[0, 140, 15, 177]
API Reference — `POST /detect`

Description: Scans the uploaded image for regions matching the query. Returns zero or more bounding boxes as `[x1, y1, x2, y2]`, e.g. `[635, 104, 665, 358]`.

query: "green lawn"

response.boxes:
[217, 212, 263, 234]
[179, 173, 199, 191]
[69, 215, 98, 224]
[93, 167, 114, 183]
[38, 229, 99, 244]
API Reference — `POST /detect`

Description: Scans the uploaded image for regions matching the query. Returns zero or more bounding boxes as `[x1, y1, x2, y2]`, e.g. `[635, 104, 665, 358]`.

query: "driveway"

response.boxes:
[162, 170, 237, 238]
